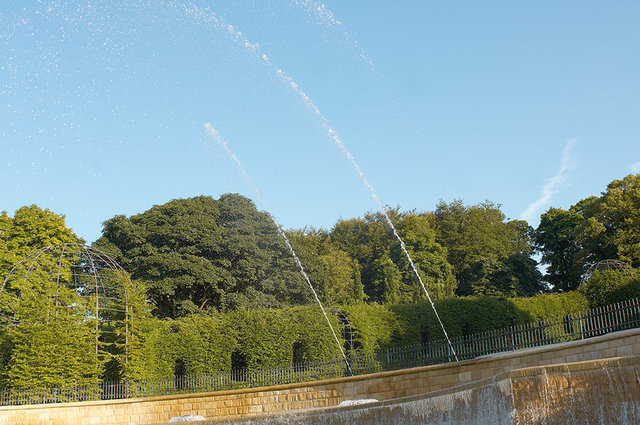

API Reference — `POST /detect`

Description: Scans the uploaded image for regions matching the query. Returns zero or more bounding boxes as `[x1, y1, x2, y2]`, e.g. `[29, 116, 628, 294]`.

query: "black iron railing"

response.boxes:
[2, 297, 639, 406]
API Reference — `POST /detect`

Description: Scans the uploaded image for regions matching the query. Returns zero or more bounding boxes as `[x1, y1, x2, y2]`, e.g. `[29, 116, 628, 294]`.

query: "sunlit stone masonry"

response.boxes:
[0, 327, 639, 425]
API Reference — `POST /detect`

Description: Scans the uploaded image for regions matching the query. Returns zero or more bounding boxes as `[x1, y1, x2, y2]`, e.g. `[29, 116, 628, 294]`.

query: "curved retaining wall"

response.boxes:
[1, 328, 639, 425]
[207, 356, 640, 425]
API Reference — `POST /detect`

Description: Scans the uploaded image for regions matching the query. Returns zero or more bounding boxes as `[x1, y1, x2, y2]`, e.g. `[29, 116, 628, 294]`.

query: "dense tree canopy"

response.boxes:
[589, 174, 640, 267]
[329, 210, 456, 303]
[8, 174, 638, 316]
[286, 228, 366, 305]
[95, 195, 310, 317]
[535, 173, 640, 291]
[0, 205, 82, 278]
[432, 200, 540, 296]
[534, 207, 585, 292]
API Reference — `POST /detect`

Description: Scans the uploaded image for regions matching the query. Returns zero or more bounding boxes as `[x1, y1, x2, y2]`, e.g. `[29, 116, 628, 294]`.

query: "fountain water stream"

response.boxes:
[204, 123, 353, 375]
[188, 4, 458, 361]
[3, 0, 457, 367]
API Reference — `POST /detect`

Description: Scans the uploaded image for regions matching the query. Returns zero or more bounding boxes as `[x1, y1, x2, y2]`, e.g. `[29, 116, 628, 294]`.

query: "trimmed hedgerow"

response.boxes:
[126, 313, 236, 382]
[287, 305, 344, 362]
[221, 305, 344, 370]
[172, 314, 233, 375]
[510, 291, 589, 321]
[341, 303, 403, 352]
[125, 317, 176, 382]
[340, 294, 595, 351]
[225, 308, 293, 369]
[386, 296, 521, 347]
[339, 297, 522, 352]
[124, 290, 619, 383]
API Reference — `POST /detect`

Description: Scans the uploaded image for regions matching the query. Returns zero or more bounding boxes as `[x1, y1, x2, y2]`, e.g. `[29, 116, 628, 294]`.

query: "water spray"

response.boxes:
[269, 71, 460, 363]
[185, 3, 458, 361]
[204, 123, 354, 375]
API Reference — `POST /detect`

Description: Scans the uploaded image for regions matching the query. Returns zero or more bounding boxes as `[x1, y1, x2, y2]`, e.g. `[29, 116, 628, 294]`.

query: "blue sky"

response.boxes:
[1, 1, 639, 243]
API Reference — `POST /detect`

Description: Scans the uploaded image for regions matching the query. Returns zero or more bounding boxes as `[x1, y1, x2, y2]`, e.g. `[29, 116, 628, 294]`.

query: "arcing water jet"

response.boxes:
[186, 4, 458, 361]
[204, 123, 353, 375]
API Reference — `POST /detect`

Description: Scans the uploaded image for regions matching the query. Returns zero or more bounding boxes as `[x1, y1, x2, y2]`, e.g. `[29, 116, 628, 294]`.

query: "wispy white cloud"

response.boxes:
[631, 161, 640, 173]
[520, 139, 577, 223]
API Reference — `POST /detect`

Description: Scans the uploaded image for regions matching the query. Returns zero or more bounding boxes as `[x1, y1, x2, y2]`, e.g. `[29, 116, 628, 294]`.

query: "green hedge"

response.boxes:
[341, 297, 522, 351]
[341, 303, 402, 352]
[340, 293, 593, 351]
[121, 290, 620, 382]
[287, 306, 344, 362]
[126, 317, 175, 382]
[385, 297, 521, 347]
[173, 314, 233, 375]
[510, 291, 589, 321]
[5, 283, 636, 391]
[126, 305, 345, 381]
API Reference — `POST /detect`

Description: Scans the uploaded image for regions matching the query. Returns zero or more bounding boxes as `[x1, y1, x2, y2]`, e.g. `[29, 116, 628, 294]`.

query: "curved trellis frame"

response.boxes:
[0, 243, 133, 369]
[580, 259, 634, 286]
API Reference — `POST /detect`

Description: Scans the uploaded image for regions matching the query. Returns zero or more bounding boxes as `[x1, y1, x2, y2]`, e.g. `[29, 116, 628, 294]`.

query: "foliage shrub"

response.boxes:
[342, 294, 596, 351]
[2, 321, 99, 390]
[341, 297, 523, 351]
[126, 317, 175, 382]
[124, 305, 345, 385]
[341, 303, 403, 352]
[172, 314, 233, 375]
[579, 269, 640, 308]
[287, 306, 344, 362]
[226, 309, 294, 369]
[387, 297, 521, 347]
[510, 291, 589, 321]
[224, 306, 343, 370]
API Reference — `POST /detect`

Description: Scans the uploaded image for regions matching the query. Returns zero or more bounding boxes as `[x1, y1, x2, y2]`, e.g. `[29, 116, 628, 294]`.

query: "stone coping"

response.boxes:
[2, 327, 639, 413]
[509, 354, 640, 378]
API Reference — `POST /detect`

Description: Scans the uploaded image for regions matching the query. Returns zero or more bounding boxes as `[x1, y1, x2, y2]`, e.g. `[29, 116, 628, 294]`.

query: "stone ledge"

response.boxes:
[509, 355, 640, 378]
[196, 355, 640, 425]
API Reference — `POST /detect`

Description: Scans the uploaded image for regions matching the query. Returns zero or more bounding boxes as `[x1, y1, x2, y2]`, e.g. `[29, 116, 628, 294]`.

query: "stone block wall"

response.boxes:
[1, 328, 639, 425]
[205, 356, 640, 425]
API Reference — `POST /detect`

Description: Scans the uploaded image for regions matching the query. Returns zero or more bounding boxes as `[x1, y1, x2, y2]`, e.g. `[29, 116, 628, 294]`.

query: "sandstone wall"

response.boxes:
[1, 328, 638, 425]
[205, 356, 640, 425]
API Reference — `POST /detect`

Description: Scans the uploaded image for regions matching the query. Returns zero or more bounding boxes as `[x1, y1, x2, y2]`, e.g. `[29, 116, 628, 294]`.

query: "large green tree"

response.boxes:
[588, 173, 640, 267]
[433, 200, 540, 296]
[534, 207, 586, 292]
[0, 205, 82, 279]
[330, 210, 455, 303]
[95, 195, 310, 317]
[287, 228, 366, 306]
[390, 213, 456, 300]
[535, 173, 640, 291]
